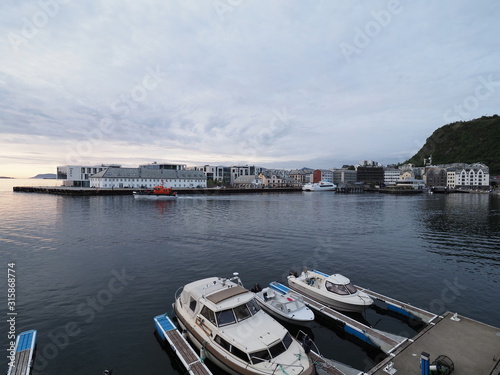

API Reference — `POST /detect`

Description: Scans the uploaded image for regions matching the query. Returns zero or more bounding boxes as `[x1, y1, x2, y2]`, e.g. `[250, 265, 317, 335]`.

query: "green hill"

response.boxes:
[405, 115, 500, 175]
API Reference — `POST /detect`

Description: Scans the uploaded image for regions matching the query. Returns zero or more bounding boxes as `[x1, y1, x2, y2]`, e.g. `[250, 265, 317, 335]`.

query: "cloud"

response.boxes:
[1, 0, 499, 177]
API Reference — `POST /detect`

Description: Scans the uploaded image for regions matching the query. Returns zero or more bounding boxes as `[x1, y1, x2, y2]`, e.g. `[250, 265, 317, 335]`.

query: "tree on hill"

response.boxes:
[405, 115, 500, 174]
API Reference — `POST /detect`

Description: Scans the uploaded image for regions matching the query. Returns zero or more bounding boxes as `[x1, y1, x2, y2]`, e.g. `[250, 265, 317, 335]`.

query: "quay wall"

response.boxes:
[13, 186, 302, 196]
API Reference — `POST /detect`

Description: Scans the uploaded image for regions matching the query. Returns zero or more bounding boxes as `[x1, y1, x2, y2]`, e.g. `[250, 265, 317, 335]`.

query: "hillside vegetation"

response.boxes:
[406, 115, 500, 175]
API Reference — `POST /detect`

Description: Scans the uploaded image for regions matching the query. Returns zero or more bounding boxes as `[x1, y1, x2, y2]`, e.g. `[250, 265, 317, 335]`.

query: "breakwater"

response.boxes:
[13, 186, 301, 196]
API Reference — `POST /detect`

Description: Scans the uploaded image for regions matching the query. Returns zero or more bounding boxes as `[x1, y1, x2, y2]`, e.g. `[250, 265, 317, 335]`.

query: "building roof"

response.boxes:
[90, 167, 205, 179]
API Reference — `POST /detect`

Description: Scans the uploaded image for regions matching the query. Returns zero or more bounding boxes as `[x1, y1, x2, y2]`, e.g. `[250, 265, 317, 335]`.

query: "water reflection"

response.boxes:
[419, 194, 500, 267]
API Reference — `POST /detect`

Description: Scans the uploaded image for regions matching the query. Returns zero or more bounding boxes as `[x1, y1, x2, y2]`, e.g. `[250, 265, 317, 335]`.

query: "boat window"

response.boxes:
[230, 345, 250, 363]
[216, 309, 236, 326]
[234, 304, 251, 322]
[250, 349, 271, 364]
[283, 332, 293, 349]
[325, 281, 349, 295]
[200, 306, 217, 326]
[189, 298, 197, 312]
[246, 299, 261, 315]
[346, 283, 357, 294]
[214, 335, 231, 351]
[269, 339, 287, 358]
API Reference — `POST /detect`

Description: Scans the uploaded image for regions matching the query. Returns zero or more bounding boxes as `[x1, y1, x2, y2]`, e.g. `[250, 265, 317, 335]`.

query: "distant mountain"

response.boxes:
[405, 115, 500, 175]
[31, 173, 57, 179]
[0, 176, 14, 179]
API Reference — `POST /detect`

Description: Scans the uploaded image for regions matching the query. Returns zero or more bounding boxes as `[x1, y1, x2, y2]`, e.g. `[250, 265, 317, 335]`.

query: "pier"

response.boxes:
[154, 313, 213, 375]
[13, 186, 301, 196]
[286, 283, 408, 355]
[368, 312, 500, 375]
[7, 330, 37, 375]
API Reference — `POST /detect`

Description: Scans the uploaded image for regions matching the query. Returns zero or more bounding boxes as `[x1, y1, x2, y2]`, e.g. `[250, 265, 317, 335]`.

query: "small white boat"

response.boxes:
[174, 273, 315, 375]
[287, 269, 373, 313]
[251, 282, 315, 324]
[302, 181, 336, 191]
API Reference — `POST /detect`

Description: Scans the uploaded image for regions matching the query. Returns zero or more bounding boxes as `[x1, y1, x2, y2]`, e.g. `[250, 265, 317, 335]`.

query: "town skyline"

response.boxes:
[1, 1, 499, 178]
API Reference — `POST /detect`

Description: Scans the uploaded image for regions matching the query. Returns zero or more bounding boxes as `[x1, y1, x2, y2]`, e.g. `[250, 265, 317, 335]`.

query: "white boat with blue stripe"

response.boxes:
[251, 282, 314, 324]
[287, 269, 373, 313]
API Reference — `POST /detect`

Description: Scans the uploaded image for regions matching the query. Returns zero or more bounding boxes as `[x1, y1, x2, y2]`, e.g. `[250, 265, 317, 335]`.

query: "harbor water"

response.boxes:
[1, 179, 499, 374]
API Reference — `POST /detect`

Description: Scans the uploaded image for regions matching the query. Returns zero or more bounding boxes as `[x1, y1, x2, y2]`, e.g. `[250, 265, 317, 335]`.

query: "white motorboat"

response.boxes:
[173, 273, 314, 375]
[251, 282, 315, 324]
[302, 181, 336, 191]
[287, 269, 373, 313]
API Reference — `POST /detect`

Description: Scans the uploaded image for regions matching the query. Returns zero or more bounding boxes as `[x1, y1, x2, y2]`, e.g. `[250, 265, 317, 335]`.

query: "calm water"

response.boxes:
[1, 179, 499, 374]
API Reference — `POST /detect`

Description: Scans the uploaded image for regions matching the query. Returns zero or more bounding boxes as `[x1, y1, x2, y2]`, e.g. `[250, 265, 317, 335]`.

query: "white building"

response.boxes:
[57, 164, 115, 187]
[451, 163, 489, 189]
[384, 168, 400, 186]
[89, 167, 207, 189]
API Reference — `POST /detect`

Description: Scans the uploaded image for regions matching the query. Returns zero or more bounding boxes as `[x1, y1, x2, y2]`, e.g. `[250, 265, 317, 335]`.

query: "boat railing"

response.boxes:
[174, 286, 183, 302]
[295, 330, 321, 356]
[271, 362, 305, 375]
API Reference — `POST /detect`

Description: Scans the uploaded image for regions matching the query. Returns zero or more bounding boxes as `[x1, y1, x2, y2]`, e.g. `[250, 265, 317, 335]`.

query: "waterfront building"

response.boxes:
[449, 163, 490, 189]
[194, 165, 228, 185]
[312, 169, 333, 183]
[139, 162, 186, 170]
[289, 168, 313, 184]
[395, 178, 426, 190]
[356, 166, 384, 185]
[425, 167, 448, 188]
[232, 175, 263, 188]
[229, 165, 265, 185]
[332, 169, 357, 185]
[383, 168, 400, 186]
[89, 167, 207, 189]
[57, 164, 117, 187]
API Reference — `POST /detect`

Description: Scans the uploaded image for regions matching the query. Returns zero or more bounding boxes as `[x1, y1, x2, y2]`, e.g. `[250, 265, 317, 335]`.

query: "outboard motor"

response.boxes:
[289, 270, 298, 278]
[251, 283, 262, 293]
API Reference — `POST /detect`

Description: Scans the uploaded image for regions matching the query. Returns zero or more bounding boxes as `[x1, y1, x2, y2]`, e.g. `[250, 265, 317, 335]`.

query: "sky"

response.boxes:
[1, 0, 499, 178]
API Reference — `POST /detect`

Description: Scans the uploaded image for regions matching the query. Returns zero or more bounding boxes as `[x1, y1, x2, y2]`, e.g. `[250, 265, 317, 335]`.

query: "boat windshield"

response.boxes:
[325, 281, 358, 295]
[249, 332, 293, 365]
[215, 300, 261, 327]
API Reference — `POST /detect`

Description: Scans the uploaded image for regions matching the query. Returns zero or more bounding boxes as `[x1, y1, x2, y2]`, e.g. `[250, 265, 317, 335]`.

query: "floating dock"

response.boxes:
[154, 313, 213, 375]
[7, 330, 37, 375]
[285, 282, 408, 355]
[368, 312, 500, 375]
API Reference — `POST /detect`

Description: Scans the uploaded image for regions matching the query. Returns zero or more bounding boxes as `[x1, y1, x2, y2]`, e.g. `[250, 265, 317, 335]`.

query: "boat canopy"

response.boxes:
[206, 285, 248, 304]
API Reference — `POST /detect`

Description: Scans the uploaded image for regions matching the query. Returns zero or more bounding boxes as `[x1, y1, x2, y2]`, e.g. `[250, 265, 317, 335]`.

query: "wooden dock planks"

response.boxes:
[154, 314, 213, 375]
[7, 330, 37, 375]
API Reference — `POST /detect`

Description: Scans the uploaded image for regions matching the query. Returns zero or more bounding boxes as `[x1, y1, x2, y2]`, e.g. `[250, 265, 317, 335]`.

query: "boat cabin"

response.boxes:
[308, 273, 359, 296]
[177, 277, 297, 366]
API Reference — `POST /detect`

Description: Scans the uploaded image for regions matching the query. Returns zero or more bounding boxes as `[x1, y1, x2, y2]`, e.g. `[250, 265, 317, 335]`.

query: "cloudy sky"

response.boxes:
[1, 0, 499, 177]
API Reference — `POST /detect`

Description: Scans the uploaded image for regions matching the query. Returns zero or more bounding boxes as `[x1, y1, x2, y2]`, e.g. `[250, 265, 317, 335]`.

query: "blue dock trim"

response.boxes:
[343, 326, 377, 347]
[387, 303, 418, 320]
[312, 269, 330, 277]
[16, 330, 37, 352]
[154, 314, 176, 341]
[7, 330, 37, 375]
[269, 282, 290, 294]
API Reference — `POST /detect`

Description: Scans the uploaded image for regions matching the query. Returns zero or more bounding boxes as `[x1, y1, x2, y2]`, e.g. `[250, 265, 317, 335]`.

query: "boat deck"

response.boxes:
[154, 314, 213, 375]
[368, 312, 500, 375]
[287, 284, 407, 354]
[7, 330, 37, 375]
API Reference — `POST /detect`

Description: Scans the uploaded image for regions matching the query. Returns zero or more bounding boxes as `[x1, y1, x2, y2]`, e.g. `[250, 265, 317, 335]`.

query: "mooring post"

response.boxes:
[420, 351, 430, 375]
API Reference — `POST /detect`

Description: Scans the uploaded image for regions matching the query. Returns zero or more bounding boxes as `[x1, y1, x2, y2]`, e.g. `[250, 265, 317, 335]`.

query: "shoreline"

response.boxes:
[12, 186, 302, 196]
